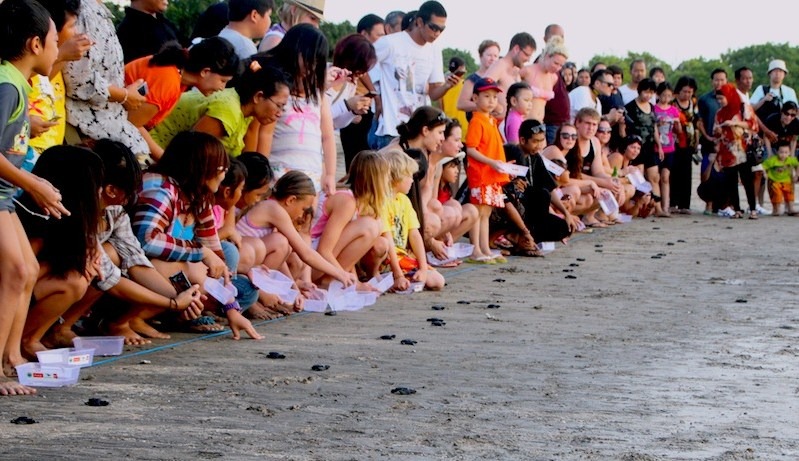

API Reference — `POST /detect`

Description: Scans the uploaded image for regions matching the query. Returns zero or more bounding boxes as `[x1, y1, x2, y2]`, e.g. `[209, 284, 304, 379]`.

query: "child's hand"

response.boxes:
[337, 269, 357, 287]
[29, 115, 57, 138]
[58, 33, 93, 62]
[410, 268, 428, 284]
[391, 275, 410, 292]
[293, 294, 305, 312]
[427, 238, 448, 260]
[226, 309, 263, 340]
[202, 248, 229, 284]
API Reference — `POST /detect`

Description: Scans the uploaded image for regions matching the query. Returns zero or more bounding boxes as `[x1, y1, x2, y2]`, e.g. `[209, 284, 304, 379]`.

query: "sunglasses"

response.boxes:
[560, 133, 578, 140]
[784, 112, 797, 118]
[425, 21, 445, 33]
[603, 81, 615, 88]
[526, 124, 546, 135]
[597, 128, 612, 133]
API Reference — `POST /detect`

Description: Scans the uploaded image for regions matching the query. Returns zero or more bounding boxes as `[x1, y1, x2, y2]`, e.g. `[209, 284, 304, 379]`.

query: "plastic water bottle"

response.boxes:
[692, 144, 702, 165]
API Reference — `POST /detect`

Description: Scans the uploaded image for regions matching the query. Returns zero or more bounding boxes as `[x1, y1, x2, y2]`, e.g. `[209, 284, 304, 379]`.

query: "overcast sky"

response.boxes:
[325, 0, 799, 69]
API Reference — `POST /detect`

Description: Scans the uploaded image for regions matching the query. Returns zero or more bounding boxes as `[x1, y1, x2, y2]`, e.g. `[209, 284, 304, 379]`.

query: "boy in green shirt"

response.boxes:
[762, 140, 799, 216]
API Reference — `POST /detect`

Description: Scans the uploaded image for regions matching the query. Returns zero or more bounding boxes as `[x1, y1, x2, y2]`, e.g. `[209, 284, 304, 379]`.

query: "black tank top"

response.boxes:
[582, 141, 595, 176]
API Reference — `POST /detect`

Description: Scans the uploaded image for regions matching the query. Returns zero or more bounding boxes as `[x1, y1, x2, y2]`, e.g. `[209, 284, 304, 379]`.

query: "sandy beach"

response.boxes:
[2, 208, 798, 460]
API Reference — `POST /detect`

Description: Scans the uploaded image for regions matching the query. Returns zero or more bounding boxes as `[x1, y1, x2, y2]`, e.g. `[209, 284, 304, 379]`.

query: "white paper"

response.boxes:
[626, 169, 652, 193]
[497, 162, 529, 177]
[542, 156, 565, 176]
[598, 190, 620, 216]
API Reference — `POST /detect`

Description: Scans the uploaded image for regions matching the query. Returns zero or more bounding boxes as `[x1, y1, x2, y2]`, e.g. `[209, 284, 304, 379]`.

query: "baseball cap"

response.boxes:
[473, 77, 502, 94]
[438, 151, 465, 168]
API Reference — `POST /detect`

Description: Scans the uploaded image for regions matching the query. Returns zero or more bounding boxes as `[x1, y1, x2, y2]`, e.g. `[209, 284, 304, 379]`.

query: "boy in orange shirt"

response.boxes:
[465, 77, 510, 263]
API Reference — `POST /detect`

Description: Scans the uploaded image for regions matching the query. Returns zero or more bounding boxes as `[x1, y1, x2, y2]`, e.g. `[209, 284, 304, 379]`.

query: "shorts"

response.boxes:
[470, 183, 506, 207]
[0, 193, 15, 213]
[631, 143, 660, 169]
[660, 151, 675, 170]
[768, 180, 794, 204]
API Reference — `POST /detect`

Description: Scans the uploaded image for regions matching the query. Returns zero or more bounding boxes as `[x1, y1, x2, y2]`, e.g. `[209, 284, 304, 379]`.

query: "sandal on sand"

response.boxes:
[181, 316, 225, 334]
[493, 235, 514, 249]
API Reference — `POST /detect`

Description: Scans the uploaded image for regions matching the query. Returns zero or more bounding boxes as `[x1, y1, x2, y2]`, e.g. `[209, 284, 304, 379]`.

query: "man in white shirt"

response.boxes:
[569, 69, 615, 122]
[370, 1, 460, 146]
[619, 59, 646, 105]
[750, 59, 799, 122]
[218, 0, 273, 59]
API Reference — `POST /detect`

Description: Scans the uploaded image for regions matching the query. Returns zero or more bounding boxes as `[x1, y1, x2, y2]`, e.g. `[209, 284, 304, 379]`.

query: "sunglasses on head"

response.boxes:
[526, 124, 546, 135]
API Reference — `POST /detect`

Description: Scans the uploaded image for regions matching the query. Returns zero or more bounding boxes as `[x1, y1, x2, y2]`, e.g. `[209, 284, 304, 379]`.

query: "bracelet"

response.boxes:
[120, 88, 128, 105]
[168, 297, 178, 311]
[220, 301, 242, 315]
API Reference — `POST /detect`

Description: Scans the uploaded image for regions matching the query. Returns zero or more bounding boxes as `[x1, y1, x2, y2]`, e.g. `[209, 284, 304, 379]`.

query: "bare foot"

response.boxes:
[3, 358, 27, 378]
[0, 376, 36, 396]
[129, 317, 170, 340]
[107, 322, 152, 346]
[21, 340, 49, 361]
[44, 326, 79, 349]
[245, 302, 279, 320]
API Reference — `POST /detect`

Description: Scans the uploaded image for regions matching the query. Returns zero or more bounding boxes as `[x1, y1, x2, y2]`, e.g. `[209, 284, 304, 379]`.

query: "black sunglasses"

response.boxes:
[425, 21, 445, 33]
[526, 124, 546, 135]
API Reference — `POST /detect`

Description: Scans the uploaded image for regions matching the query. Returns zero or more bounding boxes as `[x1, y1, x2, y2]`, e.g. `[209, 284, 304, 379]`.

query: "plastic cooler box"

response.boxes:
[36, 347, 95, 368]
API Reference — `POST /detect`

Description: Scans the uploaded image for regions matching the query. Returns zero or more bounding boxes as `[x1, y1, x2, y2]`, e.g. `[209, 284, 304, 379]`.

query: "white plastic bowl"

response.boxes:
[72, 336, 124, 356]
[249, 267, 294, 293]
[203, 278, 237, 304]
[36, 347, 95, 368]
[16, 362, 80, 387]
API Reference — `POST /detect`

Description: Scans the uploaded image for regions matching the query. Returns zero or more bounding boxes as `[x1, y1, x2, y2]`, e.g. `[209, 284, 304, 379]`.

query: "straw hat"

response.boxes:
[288, 0, 325, 21]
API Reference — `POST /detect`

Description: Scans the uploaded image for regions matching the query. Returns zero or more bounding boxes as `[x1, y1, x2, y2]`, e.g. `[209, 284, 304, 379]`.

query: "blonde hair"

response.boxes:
[383, 149, 419, 185]
[347, 150, 392, 219]
[543, 35, 568, 59]
[279, 3, 308, 28]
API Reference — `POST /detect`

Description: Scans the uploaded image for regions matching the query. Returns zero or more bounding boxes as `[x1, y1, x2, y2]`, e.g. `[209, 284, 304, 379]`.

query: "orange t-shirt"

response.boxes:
[124, 56, 185, 130]
[465, 111, 509, 188]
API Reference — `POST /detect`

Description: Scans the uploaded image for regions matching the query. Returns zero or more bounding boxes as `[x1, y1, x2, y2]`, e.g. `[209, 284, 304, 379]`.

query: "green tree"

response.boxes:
[165, 0, 219, 40]
[587, 51, 673, 84]
[319, 20, 356, 56]
[104, 1, 125, 27]
[442, 47, 477, 74]
[723, 42, 799, 90]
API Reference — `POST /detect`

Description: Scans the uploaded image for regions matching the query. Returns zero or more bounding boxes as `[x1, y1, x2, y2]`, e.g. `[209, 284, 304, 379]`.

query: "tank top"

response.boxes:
[269, 93, 324, 192]
[582, 141, 595, 176]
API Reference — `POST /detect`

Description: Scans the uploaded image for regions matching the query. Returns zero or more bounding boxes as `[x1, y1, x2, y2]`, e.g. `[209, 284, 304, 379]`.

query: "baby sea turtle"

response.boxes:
[391, 387, 417, 395]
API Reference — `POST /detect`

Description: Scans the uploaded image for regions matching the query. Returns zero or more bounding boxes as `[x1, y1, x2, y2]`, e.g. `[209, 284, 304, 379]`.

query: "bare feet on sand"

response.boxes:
[44, 326, 79, 349]
[129, 317, 170, 340]
[107, 322, 152, 346]
[21, 340, 49, 361]
[245, 302, 281, 320]
[0, 376, 36, 396]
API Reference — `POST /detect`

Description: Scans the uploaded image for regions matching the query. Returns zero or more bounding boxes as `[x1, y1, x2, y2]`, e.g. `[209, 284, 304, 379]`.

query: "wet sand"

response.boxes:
[2, 210, 799, 460]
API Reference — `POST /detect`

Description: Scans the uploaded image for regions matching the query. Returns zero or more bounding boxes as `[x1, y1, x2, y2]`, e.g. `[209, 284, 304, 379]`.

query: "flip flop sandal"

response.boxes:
[182, 316, 224, 334]
[493, 236, 514, 249]
[464, 256, 495, 264]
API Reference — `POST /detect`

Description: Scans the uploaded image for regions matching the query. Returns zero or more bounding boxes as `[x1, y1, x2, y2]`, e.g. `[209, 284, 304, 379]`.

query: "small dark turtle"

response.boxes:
[426, 317, 443, 322]
[400, 339, 417, 345]
[379, 334, 396, 340]
[430, 320, 446, 326]
[576, 258, 586, 262]
[565, 275, 577, 279]
[10, 416, 37, 425]
[456, 300, 471, 305]
[85, 398, 109, 407]
[311, 364, 330, 371]
[563, 269, 573, 273]
[324, 309, 337, 316]
[493, 278, 506, 283]
[391, 387, 417, 395]
[651, 255, 662, 259]
[594, 244, 603, 248]
[569, 263, 579, 267]
[486, 304, 501, 309]
[652, 227, 661, 230]
[735, 299, 748, 304]
[667, 242, 675, 246]
[431, 305, 446, 311]
[266, 352, 286, 359]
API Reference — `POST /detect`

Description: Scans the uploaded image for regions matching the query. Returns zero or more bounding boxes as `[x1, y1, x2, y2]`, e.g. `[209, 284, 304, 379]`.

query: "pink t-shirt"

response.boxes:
[654, 104, 680, 154]
[212, 205, 225, 230]
[504, 110, 524, 144]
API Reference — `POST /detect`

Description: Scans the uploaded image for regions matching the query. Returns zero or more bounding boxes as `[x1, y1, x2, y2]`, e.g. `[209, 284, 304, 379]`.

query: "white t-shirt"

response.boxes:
[619, 84, 638, 105]
[370, 31, 444, 137]
[569, 86, 602, 123]
[750, 84, 798, 106]
[218, 27, 257, 60]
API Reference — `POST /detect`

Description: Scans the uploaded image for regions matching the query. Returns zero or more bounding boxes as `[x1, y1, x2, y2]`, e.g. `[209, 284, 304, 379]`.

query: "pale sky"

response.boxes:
[325, 0, 799, 69]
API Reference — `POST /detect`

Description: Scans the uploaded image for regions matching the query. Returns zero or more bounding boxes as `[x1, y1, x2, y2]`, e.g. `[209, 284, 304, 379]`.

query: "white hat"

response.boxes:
[768, 59, 788, 74]
[287, 0, 325, 21]
[438, 152, 465, 168]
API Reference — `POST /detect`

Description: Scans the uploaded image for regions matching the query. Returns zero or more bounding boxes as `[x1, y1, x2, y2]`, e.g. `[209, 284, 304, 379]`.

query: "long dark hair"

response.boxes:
[18, 146, 103, 278]
[93, 138, 142, 211]
[257, 23, 328, 104]
[150, 131, 230, 217]
[396, 106, 447, 151]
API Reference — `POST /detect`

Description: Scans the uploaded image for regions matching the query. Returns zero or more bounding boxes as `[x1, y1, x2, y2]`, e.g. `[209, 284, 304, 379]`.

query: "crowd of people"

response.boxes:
[1, 0, 797, 396]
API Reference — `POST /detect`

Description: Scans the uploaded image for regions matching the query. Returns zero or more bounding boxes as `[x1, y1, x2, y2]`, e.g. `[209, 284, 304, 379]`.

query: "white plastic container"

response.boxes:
[497, 162, 529, 177]
[36, 347, 95, 368]
[203, 278, 237, 304]
[278, 288, 299, 305]
[249, 267, 294, 293]
[302, 288, 329, 312]
[16, 362, 80, 387]
[368, 273, 394, 293]
[72, 336, 124, 356]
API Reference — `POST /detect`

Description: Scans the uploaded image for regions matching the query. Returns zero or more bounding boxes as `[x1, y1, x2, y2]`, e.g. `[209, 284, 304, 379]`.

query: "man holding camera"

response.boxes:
[750, 60, 798, 123]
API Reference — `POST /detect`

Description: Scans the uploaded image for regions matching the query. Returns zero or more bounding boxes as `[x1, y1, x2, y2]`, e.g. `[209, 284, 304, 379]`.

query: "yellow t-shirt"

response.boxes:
[440, 79, 468, 137]
[28, 72, 66, 153]
[382, 192, 420, 256]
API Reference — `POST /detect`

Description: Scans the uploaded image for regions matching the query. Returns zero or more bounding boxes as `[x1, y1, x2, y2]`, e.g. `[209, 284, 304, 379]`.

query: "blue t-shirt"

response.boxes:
[697, 91, 720, 144]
